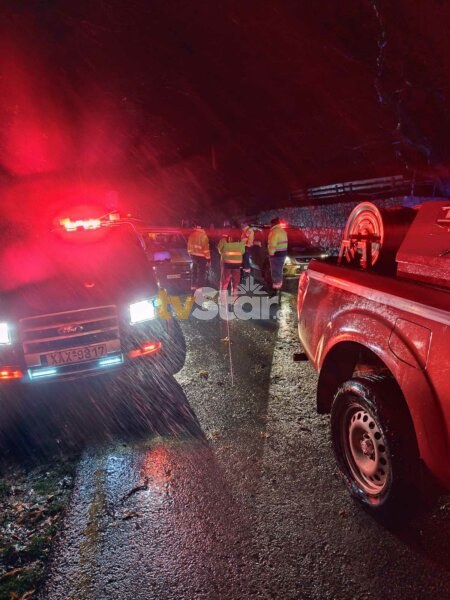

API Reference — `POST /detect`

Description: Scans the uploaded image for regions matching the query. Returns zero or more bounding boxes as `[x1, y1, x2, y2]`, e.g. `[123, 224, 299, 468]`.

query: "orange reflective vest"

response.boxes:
[188, 228, 211, 260]
[268, 224, 288, 256]
[218, 240, 245, 265]
[241, 225, 255, 247]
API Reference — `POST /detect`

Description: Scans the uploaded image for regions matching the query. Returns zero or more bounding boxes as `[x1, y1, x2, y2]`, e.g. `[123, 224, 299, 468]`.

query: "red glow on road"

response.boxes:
[143, 446, 172, 489]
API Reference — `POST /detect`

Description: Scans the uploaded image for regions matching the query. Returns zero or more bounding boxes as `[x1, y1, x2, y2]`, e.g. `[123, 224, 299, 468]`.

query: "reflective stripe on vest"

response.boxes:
[222, 250, 243, 264]
[190, 244, 208, 257]
[268, 226, 288, 255]
[274, 239, 288, 251]
[188, 230, 210, 258]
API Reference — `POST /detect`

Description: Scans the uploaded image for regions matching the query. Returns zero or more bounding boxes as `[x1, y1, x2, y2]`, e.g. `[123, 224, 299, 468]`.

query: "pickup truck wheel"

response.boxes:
[331, 376, 419, 516]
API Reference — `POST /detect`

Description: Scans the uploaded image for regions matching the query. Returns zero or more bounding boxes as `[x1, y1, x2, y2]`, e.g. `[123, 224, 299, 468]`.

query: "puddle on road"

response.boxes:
[44, 432, 265, 599]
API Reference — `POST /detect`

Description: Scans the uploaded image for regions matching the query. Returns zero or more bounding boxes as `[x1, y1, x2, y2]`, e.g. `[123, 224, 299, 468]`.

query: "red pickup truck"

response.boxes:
[297, 201, 449, 515]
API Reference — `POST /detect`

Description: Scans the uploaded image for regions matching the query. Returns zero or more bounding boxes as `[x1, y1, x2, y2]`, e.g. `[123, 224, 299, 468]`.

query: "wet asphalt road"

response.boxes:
[39, 292, 449, 600]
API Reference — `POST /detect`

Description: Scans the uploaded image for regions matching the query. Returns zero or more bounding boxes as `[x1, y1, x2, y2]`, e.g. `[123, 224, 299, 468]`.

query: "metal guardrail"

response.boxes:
[289, 175, 438, 205]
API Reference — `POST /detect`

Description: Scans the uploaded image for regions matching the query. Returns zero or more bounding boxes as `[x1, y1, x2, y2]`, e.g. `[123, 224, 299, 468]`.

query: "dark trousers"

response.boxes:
[242, 248, 252, 272]
[220, 265, 241, 299]
[191, 255, 208, 289]
[269, 251, 287, 289]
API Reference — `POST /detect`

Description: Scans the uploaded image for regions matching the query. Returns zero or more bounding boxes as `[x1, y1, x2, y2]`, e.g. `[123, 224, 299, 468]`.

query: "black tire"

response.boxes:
[330, 376, 420, 517]
[158, 316, 187, 374]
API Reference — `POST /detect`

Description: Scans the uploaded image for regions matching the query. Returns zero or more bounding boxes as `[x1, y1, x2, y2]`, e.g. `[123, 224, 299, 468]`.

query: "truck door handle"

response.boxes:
[438, 248, 450, 257]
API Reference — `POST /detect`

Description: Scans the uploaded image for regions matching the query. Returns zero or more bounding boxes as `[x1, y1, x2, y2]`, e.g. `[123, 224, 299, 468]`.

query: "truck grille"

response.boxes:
[20, 306, 121, 369]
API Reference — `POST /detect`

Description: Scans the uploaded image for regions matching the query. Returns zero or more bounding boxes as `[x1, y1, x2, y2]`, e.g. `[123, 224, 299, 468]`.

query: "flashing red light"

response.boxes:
[128, 341, 162, 359]
[60, 217, 102, 231]
[109, 212, 120, 221]
[0, 367, 23, 381]
[280, 221, 288, 229]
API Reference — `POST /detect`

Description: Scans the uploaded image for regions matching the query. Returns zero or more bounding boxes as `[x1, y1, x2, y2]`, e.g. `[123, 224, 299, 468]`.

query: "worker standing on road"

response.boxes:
[268, 217, 288, 291]
[241, 222, 255, 276]
[218, 230, 245, 306]
[188, 224, 211, 290]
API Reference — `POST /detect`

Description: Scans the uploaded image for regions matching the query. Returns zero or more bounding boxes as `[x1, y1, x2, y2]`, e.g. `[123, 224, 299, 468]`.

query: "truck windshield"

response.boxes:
[144, 232, 186, 249]
[50, 225, 150, 279]
[0, 222, 153, 292]
[287, 229, 317, 253]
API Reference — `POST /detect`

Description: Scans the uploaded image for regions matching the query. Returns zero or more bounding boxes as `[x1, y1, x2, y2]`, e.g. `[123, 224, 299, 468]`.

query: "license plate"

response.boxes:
[167, 274, 181, 279]
[43, 344, 108, 366]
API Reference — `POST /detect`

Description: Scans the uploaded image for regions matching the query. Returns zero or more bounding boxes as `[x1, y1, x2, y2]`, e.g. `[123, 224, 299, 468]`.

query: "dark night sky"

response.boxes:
[1, 0, 450, 221]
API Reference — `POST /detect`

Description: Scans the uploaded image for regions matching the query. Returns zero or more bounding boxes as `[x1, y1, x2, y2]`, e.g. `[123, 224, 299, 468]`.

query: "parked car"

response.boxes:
[249, 225, 328, 288]
[296, 201, 450, 516]
[139, 227, 192, 292]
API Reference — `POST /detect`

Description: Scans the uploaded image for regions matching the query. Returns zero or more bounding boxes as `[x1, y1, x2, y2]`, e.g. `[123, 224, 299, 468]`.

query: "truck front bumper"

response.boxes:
[283, 263, 309, 278]
[0, 318, 173, 385]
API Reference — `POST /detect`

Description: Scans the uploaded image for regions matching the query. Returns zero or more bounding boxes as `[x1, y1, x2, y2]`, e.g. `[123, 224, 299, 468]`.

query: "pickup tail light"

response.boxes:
[297, 270, 309, 316]
[0, 367, 23, 381]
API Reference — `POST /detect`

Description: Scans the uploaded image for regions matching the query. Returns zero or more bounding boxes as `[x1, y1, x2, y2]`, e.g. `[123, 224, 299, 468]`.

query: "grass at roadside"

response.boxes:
[0, 457, 78, 600]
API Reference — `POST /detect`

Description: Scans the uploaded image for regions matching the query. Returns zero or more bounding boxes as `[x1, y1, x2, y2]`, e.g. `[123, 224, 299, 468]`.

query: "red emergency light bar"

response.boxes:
[60, 217, 102, 231]
[58, 211, 133, 232]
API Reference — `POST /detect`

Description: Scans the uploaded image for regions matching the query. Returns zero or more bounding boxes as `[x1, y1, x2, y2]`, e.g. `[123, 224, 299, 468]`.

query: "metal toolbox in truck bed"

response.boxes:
[396, 201, 450, 288]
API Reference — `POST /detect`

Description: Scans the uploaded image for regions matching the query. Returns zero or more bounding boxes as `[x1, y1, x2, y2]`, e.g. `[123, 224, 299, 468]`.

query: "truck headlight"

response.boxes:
[284, 256, 294, 265]
[0, 323, 12, 345]
[129, 300, 157, 324]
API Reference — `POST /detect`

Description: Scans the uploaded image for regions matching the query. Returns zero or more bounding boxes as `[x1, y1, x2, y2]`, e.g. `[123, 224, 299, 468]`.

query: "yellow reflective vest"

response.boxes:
[241, 225, 255, 247]
[218, 239, 245, 265]
[268, 224, 288, 256]
[188, 228, 211, 260]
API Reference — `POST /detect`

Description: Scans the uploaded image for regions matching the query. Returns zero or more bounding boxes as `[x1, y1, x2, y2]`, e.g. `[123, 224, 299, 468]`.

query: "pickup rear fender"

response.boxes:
[316, 308, 395, 373]
[317, 310, 449, 485]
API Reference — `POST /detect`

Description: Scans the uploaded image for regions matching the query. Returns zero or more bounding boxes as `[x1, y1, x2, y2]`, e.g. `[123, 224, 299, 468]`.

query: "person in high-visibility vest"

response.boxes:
[268, 217, 288, 290]
[218, 231, 245, 304]
[241, 223, 255, 274]
[187, 224, 211, 290]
